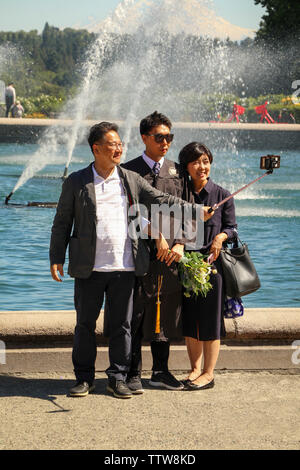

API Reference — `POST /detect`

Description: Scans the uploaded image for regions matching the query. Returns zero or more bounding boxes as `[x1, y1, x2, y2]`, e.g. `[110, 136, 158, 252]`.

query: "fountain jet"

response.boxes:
[62, 166, 69, 180]
[5, 191, 14, 205]
[4, 190, 57, 208]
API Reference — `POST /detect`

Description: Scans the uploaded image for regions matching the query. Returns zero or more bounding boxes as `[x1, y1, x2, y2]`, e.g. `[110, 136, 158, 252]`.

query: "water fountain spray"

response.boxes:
[6, 0, 137, 201]
[5, 0, 263, 205]
[61, 0, 138, 179]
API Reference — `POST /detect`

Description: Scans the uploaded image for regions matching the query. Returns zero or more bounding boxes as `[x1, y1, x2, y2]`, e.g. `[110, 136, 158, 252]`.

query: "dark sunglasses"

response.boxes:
[147, 133, 174, 144]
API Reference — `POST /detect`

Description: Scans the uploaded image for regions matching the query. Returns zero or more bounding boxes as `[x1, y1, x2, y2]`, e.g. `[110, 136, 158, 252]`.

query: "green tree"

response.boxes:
[254, 1, 300, 99]
[0, 23, 96, 99]
[254, 0, 300, 41]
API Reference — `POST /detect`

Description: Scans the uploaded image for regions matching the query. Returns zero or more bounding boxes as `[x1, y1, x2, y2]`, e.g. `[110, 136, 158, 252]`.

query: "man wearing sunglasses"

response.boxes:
[122, 111, 187, 393]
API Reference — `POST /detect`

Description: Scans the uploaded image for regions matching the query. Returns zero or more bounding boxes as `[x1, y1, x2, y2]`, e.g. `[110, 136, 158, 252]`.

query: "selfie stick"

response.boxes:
[208, 168, 274, 214]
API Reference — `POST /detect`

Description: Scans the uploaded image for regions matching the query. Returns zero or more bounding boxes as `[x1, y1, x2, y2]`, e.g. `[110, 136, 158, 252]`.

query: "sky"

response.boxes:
[0, 0, 265, 33]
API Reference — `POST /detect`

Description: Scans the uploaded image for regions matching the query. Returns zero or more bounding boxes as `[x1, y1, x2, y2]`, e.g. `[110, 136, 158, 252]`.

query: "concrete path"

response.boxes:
[1, 370, 299, 450]
[1, 309, 300, 450]
[1, 308, 300, 373]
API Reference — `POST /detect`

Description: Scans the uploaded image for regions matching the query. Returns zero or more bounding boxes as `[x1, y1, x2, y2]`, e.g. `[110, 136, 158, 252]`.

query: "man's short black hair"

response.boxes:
[178, 142, 213, 170]
[140, 111, 172, 135]
[88, 121, 119, 152]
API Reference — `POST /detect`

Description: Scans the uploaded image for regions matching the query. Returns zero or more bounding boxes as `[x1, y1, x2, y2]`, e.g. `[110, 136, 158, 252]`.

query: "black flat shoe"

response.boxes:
[182, 379, 194, 389]
[182, 374, 202, 389]
[186, 379, 215, 390]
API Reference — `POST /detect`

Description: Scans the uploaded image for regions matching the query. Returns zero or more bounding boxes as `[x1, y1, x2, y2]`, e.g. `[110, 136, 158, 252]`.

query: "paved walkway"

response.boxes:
[1, 370, 299, 450]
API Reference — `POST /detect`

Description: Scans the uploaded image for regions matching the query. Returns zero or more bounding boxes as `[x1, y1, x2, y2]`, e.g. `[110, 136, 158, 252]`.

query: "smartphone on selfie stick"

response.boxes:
[207, 155, 281, 214]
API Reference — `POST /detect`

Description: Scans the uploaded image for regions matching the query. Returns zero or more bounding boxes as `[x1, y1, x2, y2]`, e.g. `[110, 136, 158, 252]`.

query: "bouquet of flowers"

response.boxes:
[178, 251, 217, 298]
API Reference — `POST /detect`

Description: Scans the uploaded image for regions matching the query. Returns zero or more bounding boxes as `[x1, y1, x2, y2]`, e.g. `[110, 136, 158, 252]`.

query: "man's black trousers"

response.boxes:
[72, 271, 135, 385]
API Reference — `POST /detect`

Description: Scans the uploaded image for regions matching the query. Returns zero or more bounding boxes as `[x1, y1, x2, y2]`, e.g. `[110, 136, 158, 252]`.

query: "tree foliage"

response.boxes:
[0, 23, 96, 99]
[254, 0, 300, 42]
[0, 21, 298, 118]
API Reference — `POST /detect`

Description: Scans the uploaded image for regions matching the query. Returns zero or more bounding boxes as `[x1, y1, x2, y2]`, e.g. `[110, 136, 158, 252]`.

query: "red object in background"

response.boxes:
[209, 101, 296, 125]
[226, 103, 245, 123]
[255, 101, 275, 124]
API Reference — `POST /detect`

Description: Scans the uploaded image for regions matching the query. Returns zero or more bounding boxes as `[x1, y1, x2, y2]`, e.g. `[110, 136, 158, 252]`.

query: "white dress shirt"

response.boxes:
[92, 165, 135, 272]
[142, 152, 164, 171]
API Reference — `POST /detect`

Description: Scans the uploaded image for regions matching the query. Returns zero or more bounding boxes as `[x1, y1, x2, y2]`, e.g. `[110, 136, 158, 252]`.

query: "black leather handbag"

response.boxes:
[219, 237, 261, 298]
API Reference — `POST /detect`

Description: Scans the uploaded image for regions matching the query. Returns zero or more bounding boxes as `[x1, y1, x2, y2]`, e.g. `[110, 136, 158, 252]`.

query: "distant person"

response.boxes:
[10, 101, 24, 118]
[5, 83, 16, 117]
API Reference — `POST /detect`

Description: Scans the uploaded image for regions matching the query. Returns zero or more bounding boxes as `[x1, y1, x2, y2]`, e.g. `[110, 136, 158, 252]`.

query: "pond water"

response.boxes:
[0, 139, 299, 310]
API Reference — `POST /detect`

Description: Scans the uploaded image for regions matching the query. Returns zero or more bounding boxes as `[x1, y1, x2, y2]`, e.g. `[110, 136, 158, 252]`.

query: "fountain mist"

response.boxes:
[12, 0, 260, 195]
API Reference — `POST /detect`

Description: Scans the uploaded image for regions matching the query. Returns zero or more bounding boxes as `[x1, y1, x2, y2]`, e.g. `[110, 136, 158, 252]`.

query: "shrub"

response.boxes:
[18, 94, 65, 117]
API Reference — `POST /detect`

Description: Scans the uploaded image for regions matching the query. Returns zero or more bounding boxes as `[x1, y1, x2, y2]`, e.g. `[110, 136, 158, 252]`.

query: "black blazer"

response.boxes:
[49, 162, 198, 278]
[122, 156, 186, 247]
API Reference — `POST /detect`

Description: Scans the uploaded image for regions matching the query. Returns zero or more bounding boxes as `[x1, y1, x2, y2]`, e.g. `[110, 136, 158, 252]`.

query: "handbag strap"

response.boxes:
[223, 232, 241, 250]
[221, 246, 247, 259]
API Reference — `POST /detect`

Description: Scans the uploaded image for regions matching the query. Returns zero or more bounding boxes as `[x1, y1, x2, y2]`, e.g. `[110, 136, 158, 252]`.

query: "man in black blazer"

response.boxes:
[122, 111, 187, 392]
[50, 121, 212, 399]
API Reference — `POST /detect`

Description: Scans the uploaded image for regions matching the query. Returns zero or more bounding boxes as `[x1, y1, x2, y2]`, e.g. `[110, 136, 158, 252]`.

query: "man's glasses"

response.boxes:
[147, 133, 174, 144]
[96, 141, 124, 149]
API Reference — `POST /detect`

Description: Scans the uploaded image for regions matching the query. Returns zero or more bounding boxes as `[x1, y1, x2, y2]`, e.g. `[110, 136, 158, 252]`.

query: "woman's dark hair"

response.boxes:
[178, 142, 213, 170]
[140, 111, 172, 135]
[88, 121, 119, 152]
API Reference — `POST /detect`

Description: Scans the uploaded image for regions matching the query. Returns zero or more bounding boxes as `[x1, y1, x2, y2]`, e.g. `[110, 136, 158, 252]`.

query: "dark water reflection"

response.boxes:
[0, 143, 299, 309]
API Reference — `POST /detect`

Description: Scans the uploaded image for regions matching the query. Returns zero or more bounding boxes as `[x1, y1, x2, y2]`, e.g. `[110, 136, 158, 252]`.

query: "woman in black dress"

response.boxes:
[179, 142, 237, 390]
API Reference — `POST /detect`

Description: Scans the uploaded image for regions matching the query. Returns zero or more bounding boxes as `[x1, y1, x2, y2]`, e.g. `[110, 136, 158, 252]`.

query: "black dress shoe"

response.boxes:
[182, 375, 201, 389]
[107, 378, 132, 399]
[182, 379, 193, 389]
[186, 379, 215, 390]
[69, 381, 95, 397]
